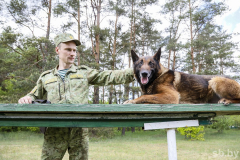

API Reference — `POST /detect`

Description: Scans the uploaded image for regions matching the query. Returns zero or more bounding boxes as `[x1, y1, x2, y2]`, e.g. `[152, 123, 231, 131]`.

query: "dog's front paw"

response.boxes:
[218, 98, 232, 106]
[123, 100, 136, 104]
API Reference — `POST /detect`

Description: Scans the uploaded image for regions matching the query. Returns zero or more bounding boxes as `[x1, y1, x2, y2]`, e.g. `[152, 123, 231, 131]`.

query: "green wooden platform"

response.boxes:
[0, 103, 240, 128]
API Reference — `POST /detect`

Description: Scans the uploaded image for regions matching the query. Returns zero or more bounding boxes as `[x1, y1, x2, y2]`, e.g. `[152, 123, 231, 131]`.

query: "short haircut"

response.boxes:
[57, 41, 77, 49]
[57, 43, 62, 49]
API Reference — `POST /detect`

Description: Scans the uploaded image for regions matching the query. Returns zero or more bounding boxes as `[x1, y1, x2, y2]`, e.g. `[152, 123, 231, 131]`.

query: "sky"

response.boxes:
[216, 0, 240, 32]
[215, 0, 240, 51]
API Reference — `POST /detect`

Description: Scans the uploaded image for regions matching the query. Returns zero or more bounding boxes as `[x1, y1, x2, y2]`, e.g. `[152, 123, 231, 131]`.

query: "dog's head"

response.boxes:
[131, 47, 161, 85]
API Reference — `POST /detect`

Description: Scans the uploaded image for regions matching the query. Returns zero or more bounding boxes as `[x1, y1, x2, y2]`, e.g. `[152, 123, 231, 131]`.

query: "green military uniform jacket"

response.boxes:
[27, 64, 134, 104]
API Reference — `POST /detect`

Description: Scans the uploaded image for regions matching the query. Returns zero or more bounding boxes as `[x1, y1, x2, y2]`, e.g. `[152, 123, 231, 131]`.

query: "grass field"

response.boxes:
[0, 128, 239, 160]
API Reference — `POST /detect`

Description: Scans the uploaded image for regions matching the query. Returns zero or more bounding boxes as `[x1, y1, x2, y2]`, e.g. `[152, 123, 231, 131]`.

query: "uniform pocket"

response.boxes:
[70, 78, 85, 88]
[69, 78, 89, 103]
[44, 81, 58, 101]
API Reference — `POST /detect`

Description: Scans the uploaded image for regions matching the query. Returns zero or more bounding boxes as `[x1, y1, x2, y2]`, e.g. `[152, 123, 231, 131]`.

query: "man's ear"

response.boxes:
[153, 47, 161, 62]
[55, 47, 59, 55]
[131, 50, 139, 63]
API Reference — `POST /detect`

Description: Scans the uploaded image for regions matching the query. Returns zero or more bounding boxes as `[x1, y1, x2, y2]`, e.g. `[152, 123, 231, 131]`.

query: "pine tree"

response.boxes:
[185, 0, 227, 73]
[195, 24, 238, 75]
[0, 27, 56, 103]
[161, 0, 187, 70]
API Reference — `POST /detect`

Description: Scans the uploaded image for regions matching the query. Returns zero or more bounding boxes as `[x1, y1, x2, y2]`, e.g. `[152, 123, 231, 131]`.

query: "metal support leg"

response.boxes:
[144, 120, 199, 160]
[167, 128, 177, 160]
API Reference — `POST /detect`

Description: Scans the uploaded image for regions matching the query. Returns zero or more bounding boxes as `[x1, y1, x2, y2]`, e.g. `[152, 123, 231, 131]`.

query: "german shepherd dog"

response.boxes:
[123, 48, 240, 105]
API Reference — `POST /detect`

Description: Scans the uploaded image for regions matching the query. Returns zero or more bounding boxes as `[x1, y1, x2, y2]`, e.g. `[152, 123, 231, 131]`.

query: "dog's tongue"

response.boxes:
[141, 77, 148, 85]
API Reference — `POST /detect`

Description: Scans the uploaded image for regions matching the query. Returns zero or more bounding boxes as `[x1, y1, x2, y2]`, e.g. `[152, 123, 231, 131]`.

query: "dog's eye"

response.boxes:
[140, 60, 143, 65]
[149, 61, 153, 66]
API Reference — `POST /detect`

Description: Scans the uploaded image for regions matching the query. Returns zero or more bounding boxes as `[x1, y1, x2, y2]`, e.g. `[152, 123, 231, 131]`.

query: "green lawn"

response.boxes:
[0, 128, 239, 160]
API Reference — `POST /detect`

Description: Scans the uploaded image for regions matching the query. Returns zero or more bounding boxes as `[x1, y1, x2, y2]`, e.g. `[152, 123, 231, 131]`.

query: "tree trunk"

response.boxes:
[119, 84, 122, 104]
[43, 0, 51, 72]
[92, 0, 101, 104]
[123, 1, 134, 103]
[172, 50, 176, 70]
[168, 50, 172, 69]
[122, 127, 126, 136]
[109, 85, 113, 104]
[46, 0, 51, 40]
[112, 11, 118, 70]
[77, 0, 80, 41]
[102, 86, 105, 104]
[142, 37, 145, 56]
[219, 41, 223, 75]
[123, 84, 130, 102]
[131, 127, 135, 133]
[114, 87, 117, 104]
[129, 0, 134, 67]
[189, 0, 196, 73]
[168, 26, 172, 69]
[77, 0, 81, 66]
[95, 1, 101, 64]
[132, 82, 135, 100]
[220, 57, 223, 75]
[93, 86, 99, 104]
[109, 9, 118, 104]
[197, 52, 201, 73]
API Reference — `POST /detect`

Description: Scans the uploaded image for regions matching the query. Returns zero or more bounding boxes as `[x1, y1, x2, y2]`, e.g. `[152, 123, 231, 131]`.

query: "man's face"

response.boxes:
[55, 41, 77, 65]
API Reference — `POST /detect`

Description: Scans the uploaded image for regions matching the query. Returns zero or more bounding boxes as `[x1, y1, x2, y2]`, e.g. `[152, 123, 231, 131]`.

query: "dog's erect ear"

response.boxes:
[131, 50, 139, 63]
[153, 47, 161, 62]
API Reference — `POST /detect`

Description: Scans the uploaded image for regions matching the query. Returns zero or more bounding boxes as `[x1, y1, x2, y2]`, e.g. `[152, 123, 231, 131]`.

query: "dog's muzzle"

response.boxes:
[140, 71, 150, 85]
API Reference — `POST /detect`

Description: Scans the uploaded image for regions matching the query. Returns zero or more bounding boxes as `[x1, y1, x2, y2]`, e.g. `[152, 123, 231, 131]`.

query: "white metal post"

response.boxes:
[144, 120, 199, 160]
[167, 128, 177, 160]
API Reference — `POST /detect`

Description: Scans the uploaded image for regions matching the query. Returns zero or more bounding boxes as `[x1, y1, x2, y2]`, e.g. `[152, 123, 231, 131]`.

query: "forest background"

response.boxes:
[0, 0, 240, 105]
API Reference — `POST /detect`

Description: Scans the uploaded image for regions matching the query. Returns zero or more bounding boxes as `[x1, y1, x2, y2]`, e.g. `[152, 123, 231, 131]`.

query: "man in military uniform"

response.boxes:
[18, 33, 134, 160]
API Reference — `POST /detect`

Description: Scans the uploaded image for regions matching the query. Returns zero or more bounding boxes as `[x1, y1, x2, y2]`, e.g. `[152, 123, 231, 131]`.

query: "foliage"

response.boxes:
[0, 26, 56, 103]
[24, 127, 40, 132]
[89, 128, 116, 139]
[0, 79, 21, 103]
[210, 116, 233, 133]
[177, 126, 205, 141]
[0, 127, 19, 132]
[0, 127, 40, 133]
[230, 115, 240, 128]
[194, 24, 238, 75]
[81, 127, 143, 139]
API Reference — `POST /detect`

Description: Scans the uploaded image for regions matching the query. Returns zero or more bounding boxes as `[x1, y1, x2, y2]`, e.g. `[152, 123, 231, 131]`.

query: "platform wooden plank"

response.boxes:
[0, 104, 239, 127]
[0, 103, 240, 115]
[0, 119, 212, 128]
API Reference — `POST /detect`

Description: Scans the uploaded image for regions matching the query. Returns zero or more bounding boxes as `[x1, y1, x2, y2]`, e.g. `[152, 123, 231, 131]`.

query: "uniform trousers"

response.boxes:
[41, 127, 89, 160]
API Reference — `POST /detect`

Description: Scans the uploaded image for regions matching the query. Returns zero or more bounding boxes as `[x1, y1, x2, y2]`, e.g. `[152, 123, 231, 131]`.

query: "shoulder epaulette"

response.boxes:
[78, 65, 89, 70]
[40, 70, 52, 77]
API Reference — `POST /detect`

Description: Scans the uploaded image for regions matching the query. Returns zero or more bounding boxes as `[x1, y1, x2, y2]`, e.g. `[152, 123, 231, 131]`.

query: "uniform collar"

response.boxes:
[53, 64, 78, 75]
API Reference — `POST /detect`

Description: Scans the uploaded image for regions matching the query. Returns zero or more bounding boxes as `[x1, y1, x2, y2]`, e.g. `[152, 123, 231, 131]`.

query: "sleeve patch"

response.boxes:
[70, 74, 83, 79]
[30, 86, 37, 94]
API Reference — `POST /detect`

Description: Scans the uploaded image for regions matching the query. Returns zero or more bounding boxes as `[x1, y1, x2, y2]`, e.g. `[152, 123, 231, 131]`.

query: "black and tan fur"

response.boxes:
[124, 48, 240, 105]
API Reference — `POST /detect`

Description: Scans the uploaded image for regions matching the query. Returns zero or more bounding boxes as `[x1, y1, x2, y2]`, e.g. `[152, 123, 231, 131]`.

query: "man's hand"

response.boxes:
[18, 96, 32, 104]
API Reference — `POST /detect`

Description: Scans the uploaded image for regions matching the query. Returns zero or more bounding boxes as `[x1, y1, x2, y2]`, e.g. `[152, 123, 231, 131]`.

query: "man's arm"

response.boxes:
[18, 77, 45, 104]
[88, 68, 135, 86]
